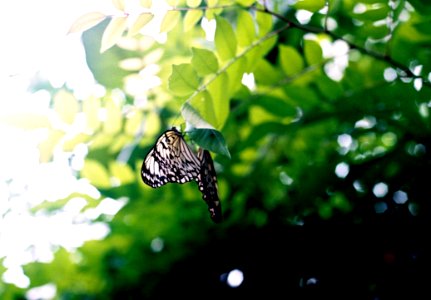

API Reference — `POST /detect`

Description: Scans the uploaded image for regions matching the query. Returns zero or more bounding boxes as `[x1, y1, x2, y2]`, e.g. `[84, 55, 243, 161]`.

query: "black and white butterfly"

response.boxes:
[141, 127, 222, 223]
[141, 127, 201, 188]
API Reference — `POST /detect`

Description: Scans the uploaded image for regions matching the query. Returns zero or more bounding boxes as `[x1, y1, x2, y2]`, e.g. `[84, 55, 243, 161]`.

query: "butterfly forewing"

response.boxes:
[197, 149, 222, 223]
[141, 128, 201, 188]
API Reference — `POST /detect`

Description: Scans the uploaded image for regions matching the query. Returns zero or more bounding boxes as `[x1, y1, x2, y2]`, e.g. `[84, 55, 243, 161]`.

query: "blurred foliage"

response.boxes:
[2, 0, 431, 299]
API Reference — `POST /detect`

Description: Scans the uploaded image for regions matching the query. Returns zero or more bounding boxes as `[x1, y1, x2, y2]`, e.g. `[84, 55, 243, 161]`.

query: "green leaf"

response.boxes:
[237, 11, 256, 47]
[184, 9, 203, 32]
[252, 95, 298, 118]
[100, 16, 128, 53]
[189, 90, 218, 127]
[214, 15, 237, 62]
[354, 5, 390, 21]
[304, 39, 323, 65]
[191, 47, 219, 76]
[279, 45, 304, 76]
[168, 64, 199, 97]
[227, 56, 247, 95]
[294, 0, 326, 12]
[160, 10, 181, 33]
[188, 128, 231, 158]
[256, 9, 272, 37]
[207, 72, 229, 128]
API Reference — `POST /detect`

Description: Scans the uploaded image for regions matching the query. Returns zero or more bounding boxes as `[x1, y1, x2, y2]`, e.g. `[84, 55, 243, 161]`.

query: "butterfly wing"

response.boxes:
[141, 128, 201, 188]
[197, 149, 222, 223]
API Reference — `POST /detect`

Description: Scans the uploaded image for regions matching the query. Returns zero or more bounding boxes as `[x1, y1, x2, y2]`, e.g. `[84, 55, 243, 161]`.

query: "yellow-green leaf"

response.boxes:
[191, 47, 219, 76]
[256, 9, 272, 37]
[125, 111, 143, 135]
[214, 15, 237, 62]
[113, 0, 125, 11]
[81, 160, 111, 188]
[141, 0, 152, 8]
[83, 96, 101, 132]
[68, 12, 107, 34]
[207, 72, 229, 129]
[129, 13, 154, 36]
[183, 9, 203, 32]
[38, 129, 65, 163]
[237, 11, 256, 47]
[160, 11, 181, 33]
[54, 90, 78, 124]
[236, 0, 256, 5]
[110, 161, 135, 184]
[100, 16, 128, 53]
[104, 98, 122, 134]
[187, 0, 202, 7]
[168, 64, 199, 96]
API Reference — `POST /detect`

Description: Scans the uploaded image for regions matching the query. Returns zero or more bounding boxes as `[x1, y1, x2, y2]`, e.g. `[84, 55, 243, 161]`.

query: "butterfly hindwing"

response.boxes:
[141, 128, 201, 188]
[197, 149, 222, 223]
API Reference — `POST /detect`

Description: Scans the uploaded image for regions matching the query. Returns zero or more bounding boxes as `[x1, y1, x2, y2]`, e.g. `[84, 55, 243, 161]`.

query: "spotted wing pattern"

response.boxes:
[197, 149, 222, 223]
[141, 128, 201, 188]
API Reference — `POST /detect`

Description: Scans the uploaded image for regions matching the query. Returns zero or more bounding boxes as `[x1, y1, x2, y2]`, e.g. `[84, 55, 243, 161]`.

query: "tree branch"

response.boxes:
[251, 6, 430, 88]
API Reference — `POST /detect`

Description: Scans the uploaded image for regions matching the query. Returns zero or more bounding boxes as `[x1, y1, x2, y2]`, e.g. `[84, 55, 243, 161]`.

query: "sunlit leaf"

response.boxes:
[81, 160, 111, 188]
[125, 112, 143, 135]
[113, 0, 126, 11]
[53, 90, 79, 124]
[191, 47, 219, 76]
[128, 13, 154, 36]
[237, 11, 255, 47]
[189, 90, 218, 127]
[141, 0, 152, 8]
[83, 96, 101, 132]
[214, 15, 237, 62]
[186, 0, 202, 7]
[207, 72, 229, 128]
[160, 10, 181, 33]
[168, 64, 199, 97]
[279, 45, 304, 76]
[227, 56, 247, 95]
[100, 16, 128, 53]
[183, 9, 203, 32]
[0, 113, 50, 129]
[256, 9, 272, 37]
[104, 98, 122, 134]
[236, 0, 256, 5]
[188, 128, 231, 158]
[38, 129, 65, 163]
[181, 102, 215, 129]
[205, 0, 222, 19]
[109, 161, 135, 184]
[68, 12, 107, 34]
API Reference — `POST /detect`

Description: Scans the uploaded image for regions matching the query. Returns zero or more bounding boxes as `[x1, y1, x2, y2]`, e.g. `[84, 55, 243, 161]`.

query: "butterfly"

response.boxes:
[197, 148, 222, 223]
[141, 127, 222, 223]
[141, 127, 201, 188]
